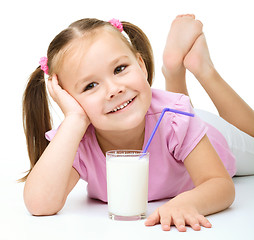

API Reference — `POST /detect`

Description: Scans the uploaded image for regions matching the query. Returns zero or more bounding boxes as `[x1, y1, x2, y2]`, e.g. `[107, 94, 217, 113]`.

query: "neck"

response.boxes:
[95, 119, 146, 155]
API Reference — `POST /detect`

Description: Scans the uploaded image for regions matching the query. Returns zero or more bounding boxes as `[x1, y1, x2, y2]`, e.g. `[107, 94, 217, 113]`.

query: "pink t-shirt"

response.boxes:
[45, 89, 236, 202]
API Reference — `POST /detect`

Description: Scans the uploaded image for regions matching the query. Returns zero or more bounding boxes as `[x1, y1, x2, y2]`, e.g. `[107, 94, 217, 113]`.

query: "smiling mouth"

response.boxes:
[109, 97, 135, 113]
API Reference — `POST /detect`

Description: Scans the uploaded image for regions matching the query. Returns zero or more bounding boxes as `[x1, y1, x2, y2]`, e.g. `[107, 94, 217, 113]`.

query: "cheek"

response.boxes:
[75, 96, 100, 119]
[143, 85, 152, 108]
[137, 71, 151, 94]
[139, 77, 152, 110]
[127, 69, 147, 87]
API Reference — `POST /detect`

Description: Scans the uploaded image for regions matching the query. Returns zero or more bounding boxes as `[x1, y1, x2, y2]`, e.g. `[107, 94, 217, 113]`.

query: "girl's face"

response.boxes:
[58, 29, 152, 132]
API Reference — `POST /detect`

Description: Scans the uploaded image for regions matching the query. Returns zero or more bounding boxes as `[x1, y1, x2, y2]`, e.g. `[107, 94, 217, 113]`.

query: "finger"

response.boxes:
[47, 78, 52, 93]
[144, 209, 160, 226]
[185, 215, 201, 231]
[47, 79, 55, 100]
[52, 73, 58, 84]
[195, 19, 203, 27]
[186, 14, 195, 19]
[51, 74, 68, 102]
[51, 74, 61, 92]
[160, 216, 172, 231]
[173, 215, 186, 232]
[197, 215, 212, 228]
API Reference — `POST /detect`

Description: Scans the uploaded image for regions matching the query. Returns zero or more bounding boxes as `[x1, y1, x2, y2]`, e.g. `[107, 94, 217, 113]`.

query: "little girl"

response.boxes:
[22, 15, 254, 232]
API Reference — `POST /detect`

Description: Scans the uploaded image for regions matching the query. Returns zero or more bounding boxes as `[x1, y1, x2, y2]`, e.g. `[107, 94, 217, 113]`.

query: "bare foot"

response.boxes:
[184, 33, 214, 81]
[162, 14, 203, 75]
[162, 14, 203, 94]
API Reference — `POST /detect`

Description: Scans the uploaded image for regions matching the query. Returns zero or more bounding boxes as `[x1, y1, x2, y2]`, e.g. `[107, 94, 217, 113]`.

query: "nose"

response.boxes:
[106, 79, 126, 99]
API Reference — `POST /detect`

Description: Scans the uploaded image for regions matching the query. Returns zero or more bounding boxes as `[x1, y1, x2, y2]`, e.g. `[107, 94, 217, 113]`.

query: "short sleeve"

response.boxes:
[45, 129, 87, 180]
[45, 129, 57, 141]
[169, 95, 208, 161]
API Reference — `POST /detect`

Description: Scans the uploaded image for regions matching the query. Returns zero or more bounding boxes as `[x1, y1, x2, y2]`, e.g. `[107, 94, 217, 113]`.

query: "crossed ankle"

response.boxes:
[162, 64, 186, 79]
[163, 51, 186, 72]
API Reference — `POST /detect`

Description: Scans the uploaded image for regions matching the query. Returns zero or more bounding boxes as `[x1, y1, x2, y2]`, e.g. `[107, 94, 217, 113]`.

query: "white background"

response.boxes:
[0, 0, 254, 237]
[1, 0, 254, 175]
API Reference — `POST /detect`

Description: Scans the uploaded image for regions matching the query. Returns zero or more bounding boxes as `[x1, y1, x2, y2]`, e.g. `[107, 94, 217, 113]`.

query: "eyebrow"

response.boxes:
[110, 55, 129, 67]
[75, 55, 130, 89]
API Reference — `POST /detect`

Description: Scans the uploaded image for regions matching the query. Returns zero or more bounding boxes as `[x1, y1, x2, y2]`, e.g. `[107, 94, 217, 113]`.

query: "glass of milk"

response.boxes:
[106, 150, 149, 221]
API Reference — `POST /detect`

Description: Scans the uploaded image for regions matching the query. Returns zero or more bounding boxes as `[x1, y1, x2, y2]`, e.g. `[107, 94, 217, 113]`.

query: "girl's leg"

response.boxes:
[184, 34, 254, 137]
[163, 15, 254, 175]
[162, 14, 203, 96]
[195, 108, 254, 175]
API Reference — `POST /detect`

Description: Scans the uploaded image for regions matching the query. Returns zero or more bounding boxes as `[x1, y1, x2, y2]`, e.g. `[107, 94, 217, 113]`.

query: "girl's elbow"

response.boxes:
[26, 200, 64, 216]
[230, 181, 236, 204]
[225, 178, 236, 208]
[24, 192, 65, 216]
[30, 208, 58, 217]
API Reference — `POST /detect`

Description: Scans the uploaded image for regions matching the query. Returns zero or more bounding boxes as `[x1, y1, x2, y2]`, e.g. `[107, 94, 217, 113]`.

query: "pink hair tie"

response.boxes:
[109, 18, 123, 32]
[39, 57, 49, 75]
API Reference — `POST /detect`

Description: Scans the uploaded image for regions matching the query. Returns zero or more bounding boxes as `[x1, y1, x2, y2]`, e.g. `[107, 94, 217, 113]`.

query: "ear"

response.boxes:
[136, 53, 148, 79]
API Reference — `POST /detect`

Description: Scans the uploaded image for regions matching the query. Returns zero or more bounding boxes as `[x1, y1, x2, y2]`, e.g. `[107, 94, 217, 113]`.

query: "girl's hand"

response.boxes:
[145, 198, 212, 232]
[47, 74, 90, 124]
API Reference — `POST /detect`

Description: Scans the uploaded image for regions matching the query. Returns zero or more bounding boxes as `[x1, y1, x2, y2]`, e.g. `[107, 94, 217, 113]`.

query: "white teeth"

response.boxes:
[111, 98, 133, 113]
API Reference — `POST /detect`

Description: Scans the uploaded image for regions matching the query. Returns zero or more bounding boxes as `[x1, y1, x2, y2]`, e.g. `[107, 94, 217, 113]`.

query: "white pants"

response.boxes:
[195, 109, 254, 176]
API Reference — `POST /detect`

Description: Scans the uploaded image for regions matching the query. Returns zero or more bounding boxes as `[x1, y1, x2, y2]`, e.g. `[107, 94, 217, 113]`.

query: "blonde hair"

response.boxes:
[21, 18, 154, 182]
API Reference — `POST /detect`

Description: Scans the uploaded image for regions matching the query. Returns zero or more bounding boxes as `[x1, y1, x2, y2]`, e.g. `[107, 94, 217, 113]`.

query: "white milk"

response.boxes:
[106, 154, 149, 218]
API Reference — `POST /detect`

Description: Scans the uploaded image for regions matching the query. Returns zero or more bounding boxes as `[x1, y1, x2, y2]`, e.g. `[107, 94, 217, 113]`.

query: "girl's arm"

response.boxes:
[195, 69, 254, 137]
[24, 75, 90, 216]
[145, 135, 235, 231]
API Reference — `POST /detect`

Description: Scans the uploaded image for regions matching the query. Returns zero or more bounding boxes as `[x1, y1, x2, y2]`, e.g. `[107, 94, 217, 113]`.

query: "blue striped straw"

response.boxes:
[143, 108, 195, 154]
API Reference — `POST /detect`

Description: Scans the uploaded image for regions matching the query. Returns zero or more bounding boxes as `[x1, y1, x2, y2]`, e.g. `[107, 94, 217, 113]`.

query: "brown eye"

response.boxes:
[114, 65, 127, 75]
[84, 82, 98, 91]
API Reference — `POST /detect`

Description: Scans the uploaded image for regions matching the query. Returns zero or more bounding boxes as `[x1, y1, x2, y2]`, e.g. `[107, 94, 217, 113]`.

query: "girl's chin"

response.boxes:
[92, 107, 147, 131]
[94, 118, 145, 132]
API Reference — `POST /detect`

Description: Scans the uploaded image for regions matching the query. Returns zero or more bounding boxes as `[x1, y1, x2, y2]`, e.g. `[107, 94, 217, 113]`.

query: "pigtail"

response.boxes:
[121, 21, 155, 85]
[20, 67, 52, 182]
